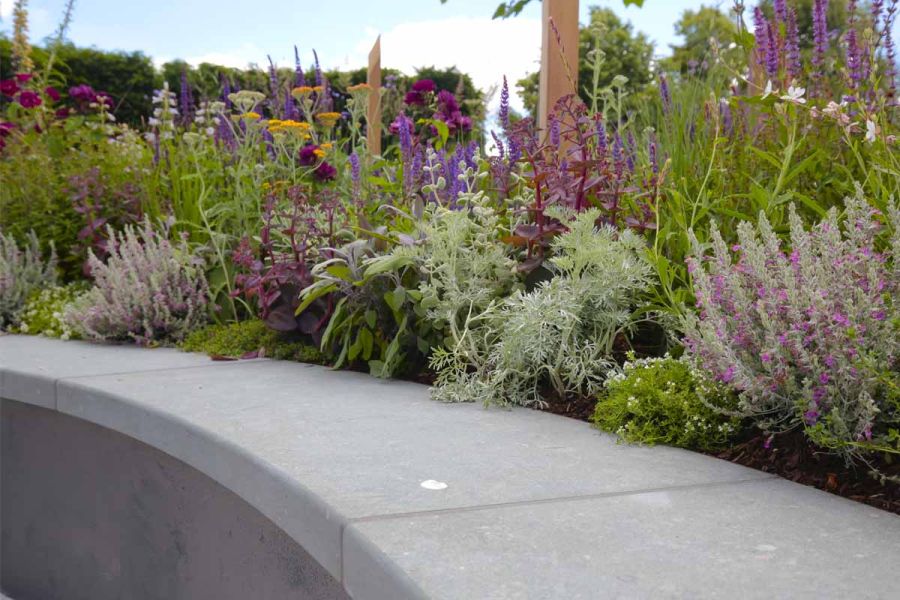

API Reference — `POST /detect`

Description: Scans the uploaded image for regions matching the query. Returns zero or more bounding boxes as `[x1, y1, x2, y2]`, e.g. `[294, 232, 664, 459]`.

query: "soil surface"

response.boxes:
[538, 394, 900, 516]
[715, 431, 900, 515]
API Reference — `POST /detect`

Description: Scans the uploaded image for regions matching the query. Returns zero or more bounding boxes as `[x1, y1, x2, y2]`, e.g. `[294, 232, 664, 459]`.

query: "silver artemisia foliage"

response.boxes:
[0, 230, 57, 328]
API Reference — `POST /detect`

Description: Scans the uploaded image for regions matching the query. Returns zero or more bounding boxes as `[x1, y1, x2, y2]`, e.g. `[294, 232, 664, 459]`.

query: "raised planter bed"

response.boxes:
[2, 334, 899, 599]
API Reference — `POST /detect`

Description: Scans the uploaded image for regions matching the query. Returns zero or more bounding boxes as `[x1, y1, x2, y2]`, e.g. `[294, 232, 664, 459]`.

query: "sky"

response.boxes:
[1, 0, 898, 114]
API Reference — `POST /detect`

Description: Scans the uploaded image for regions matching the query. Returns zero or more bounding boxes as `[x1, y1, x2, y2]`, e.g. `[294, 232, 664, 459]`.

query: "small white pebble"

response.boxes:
[420, 480, 448, 490]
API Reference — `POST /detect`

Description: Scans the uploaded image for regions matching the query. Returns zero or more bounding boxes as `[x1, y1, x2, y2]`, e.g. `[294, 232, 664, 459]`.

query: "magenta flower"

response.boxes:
[17, 90, 42, 108]
[411, 79, 436, 93]
[44, 86, 61, 102]
[314, 161, 337, 181]
[69, 84, 97, 104]
[0, 79, 19, 96]
[404, 79, 437, 106]
[298, 143, 320, 166]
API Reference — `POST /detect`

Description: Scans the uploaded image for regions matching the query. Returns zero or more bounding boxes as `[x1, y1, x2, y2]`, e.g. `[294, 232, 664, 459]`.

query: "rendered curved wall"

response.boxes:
[0, 398, 349, 600]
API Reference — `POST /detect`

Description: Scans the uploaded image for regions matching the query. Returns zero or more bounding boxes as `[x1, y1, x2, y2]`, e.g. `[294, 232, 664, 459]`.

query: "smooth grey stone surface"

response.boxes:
[0, 335, 224, 408]
[2, 399, 347, 600]
[3, 335, 900, 600]
[348, 477, 900, 600]
[54, 359, 771, 579]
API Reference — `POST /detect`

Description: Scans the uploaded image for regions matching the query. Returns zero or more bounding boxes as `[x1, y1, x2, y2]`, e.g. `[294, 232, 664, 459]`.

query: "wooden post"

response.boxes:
[366, 36, 382, 156]
[538, 0, 579, 134]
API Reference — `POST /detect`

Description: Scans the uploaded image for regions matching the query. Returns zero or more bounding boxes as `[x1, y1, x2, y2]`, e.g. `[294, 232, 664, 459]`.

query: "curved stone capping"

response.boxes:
[3, 334, 900, 599]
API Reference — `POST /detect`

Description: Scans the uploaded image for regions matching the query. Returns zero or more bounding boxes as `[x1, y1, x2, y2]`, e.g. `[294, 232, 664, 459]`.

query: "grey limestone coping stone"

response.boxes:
[2, 333, 899, 599]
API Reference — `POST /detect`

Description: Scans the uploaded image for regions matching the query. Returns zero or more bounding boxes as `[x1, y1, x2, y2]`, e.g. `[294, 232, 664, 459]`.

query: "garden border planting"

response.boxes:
[3, 334, 900, 599]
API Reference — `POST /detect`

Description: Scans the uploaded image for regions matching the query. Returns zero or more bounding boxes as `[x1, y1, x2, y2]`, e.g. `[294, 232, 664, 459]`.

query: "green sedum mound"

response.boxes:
[180, 320, 325, 364]
[11, 283, 87, 339]
[592, 354, 742, 451]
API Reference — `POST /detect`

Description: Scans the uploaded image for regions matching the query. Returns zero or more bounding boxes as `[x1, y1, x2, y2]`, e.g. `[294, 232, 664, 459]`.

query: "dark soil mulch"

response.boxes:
[714, 431, 900, 515]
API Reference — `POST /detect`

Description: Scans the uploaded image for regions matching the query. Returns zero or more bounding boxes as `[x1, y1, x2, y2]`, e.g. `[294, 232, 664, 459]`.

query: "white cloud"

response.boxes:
[0, 0, 13, 21]
[185, 43, 268, 69]
[346, 16, 541, 117]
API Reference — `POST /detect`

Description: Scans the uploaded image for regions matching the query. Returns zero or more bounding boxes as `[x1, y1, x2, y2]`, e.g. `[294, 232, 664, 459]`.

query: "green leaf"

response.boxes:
[296, 282, 338, 315]
[383, 286, 407, 314]
[419, 118, 450, 150]
[368, 360, 386, 377]
[364, 309, 377, 329]
[359, 327, 374, 359]
[325, 263, 354, 282]
[364, 253, 415, 277]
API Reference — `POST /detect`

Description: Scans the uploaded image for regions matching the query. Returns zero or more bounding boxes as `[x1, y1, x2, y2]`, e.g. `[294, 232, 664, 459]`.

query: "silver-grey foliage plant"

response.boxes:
[429, 208, 652, 406]
[0, 230, 57, 328]
[685, 190, 900, 463]
[64, 219, 210, 344]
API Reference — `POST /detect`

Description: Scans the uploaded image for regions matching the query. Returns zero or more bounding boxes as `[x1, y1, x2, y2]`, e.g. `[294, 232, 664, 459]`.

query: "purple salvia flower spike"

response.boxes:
[754, 8, 770, 70]
[659, 73, 671, 112]
[765, 21, 780, 78]
[785, 8, 802, 81]
[812, 0, 829, 90]
[179, 69, 192, 126]
[773, 0, 788, 24]
[499, 75, 510, 129]
[294, 45, 305, 87]
[267, 55, 280, 118]
[491, 130, 506, 160]
[595, 116, 608, 155]
[222, 75, 232, 109]
[549, 116, 560, 146]
[883, 0, 897, 103]
[313, 49, 323, 87]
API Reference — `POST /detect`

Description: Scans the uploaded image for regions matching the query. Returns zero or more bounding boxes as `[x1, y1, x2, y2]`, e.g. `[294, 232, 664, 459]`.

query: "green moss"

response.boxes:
[592, 354, 743, 451]
[180, 320, 326, 364]
[10, 283, 88, 339]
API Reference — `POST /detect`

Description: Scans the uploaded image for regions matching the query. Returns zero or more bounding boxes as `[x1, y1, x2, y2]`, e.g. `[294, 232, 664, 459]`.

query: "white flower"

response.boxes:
[148, 117, 160, 126]
[761, 80, 776, 99]
[204, 127, 215, 136]
[780, 86, 806, 104]
[865, 119, 879, 143]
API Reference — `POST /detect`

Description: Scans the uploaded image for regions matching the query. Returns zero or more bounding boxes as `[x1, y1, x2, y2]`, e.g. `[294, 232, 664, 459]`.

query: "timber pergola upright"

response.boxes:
[539, 0, 579, 134]
[364, 0, 580, 149]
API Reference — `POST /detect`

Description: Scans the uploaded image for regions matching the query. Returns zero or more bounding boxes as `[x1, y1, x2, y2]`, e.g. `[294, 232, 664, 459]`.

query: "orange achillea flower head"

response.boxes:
[315, 112, 341, 128]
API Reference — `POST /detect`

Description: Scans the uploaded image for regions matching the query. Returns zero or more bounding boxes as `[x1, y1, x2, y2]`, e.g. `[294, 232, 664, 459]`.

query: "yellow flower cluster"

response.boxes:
[268, 119, 311, 137]
[291, 85, 324, 99]
[347, 83, 371, 93]
[315, 112, 342, 128]
[233, 111, 261, 121]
